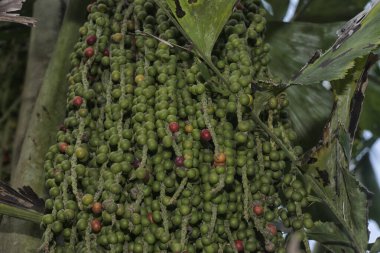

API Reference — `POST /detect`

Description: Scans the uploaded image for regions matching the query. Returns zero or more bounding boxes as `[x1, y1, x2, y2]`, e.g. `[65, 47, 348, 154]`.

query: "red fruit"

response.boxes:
[143, 172, 151, 183]
[147, 212, 154, 223]
[86, 35, 97, 45]
[234, 240, 244, 252]
[169, 122, 180, 133]
[266, 223, 277, 236]
[91, 219, 102, 233]
[175, 156, 185, 167]
[84, 47, 94, 58]
[72, 96, 83, 107]
[201, 129, 212, 141]
[58, 142, 69, 153]
[132, 159, 140, 168]
[103, 48, 110, 56]
[253, 204, 264, 216]
[91, 202, 102, 214]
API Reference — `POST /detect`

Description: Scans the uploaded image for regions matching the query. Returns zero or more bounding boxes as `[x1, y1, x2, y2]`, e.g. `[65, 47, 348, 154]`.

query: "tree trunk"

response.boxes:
[11, 0, 65, 170]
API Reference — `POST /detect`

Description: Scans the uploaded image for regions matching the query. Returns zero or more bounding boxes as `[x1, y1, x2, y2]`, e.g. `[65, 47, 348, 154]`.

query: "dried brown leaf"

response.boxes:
[0, 0, 37, 26]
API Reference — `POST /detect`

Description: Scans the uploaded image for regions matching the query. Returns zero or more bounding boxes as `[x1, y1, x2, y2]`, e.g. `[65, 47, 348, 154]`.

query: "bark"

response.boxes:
[0, 1, 88, 252]
[11, 0, 64, 171]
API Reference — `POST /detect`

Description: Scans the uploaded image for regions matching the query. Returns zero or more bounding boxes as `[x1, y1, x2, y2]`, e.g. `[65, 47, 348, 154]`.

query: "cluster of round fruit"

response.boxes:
[41, 0, 313, 252]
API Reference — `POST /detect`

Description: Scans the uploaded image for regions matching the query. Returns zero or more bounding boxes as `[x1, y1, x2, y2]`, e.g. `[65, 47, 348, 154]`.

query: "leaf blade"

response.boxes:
[292, 2, 380, 85]
[303, 58, 373, 252]
[164, 0, 237, 59]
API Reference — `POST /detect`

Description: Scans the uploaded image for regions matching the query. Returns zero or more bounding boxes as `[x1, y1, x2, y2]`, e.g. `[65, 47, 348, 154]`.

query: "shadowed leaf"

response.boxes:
[266, 21, 341, 147]
[265, 0, 289, 21]
[267, 21, 342, 80]
[294, 0, 368, 23]
[285, 85, 333, 148]
[355, 153, 380, 226]
[360, 78, 380, 136]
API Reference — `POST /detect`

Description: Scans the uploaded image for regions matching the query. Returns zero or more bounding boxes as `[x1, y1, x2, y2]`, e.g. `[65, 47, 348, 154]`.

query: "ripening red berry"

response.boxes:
[58, 142, 68, 153]
[86, 35, 97, 45]
[201, 129, 212, 141]
[234, 240, 244, 252]
[91, 219, 102, 233]
[84, 47, 94, 58]
[147, 212, 154, 224]
[266, 223, 277, 236]
[103, 48, 110, 56]
[214, 153, 226, 164]
[175, 156, 185, 167]
[91, 202, 102, 214]
[132, 159, 140, 168]
[169, 122, 180, 133]
[72, 96, 83, 107]
[253, 203, 264, 216]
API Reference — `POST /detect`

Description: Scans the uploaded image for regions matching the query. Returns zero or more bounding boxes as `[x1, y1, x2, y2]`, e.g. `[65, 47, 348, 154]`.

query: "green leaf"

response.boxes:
[370, 237, 380, 253]
[307, 221, 356, 253]
[304, 58, 373, 252]
[294, 0, 368, 23]
[292, 2, 380, 85]
[163, 0, 237, 60]
[305, 149, 369, 252]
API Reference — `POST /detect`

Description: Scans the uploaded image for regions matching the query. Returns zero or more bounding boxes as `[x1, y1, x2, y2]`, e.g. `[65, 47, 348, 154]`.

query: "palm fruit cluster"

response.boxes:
[41, 0, 314, 252]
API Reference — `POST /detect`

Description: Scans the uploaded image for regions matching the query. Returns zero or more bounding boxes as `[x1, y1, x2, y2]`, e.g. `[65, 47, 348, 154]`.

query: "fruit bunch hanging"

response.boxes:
[41, 0, 313, 252]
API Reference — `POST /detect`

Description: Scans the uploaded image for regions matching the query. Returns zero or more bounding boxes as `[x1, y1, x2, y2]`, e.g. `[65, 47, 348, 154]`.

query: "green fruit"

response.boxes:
[42, 214, 54, 225]
[51, 221, 63, 234]
[82, 194, 94, 206]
